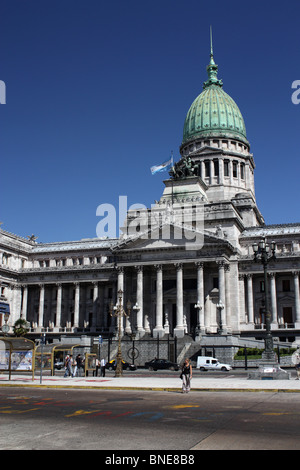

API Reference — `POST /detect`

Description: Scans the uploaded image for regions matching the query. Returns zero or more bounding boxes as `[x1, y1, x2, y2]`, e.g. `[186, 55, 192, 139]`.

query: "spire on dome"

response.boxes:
[203, 26, 223, 89]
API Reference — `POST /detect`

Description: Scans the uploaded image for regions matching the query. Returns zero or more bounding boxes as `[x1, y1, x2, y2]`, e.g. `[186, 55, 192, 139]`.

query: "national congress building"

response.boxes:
[1, 44, 300, 360]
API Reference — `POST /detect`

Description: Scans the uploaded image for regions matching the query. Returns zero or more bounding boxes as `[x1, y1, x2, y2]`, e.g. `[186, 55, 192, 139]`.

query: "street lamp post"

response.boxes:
[109, 289, 131, 378]
[252, 239, 276, 362]
[249, 239, 290, 380]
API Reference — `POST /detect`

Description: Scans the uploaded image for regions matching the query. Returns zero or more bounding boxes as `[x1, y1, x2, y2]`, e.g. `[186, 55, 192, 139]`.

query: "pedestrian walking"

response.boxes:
[64, 355, 72, 377]
[181, 358, 192, 393]
[100, 358, 106, 377]
[72, 356, 77, 377]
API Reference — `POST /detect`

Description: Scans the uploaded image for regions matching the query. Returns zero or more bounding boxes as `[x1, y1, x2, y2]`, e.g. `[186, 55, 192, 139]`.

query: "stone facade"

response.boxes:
[1, 47, 300, 357]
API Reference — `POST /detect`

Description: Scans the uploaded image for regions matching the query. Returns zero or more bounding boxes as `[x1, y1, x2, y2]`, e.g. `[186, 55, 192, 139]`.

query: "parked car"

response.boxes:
[106, 359, 136, 371]
[196, 356, 232, 371]
[145, 358, 180, 371]
[54, 360, 64, 370]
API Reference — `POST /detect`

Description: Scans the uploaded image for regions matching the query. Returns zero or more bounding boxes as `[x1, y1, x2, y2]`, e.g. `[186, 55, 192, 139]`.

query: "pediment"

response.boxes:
[111, 221, 235, 254]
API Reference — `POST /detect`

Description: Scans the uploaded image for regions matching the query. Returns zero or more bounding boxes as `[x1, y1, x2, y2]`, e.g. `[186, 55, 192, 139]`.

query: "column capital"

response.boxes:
[174, 262, 183, 271]
[195, 261, 204, 269]
[135, 265, 143, 273]
[154, 264, 162, 271]
[216, 260, 226, 268]
[224, 264, 230, 272]
[293, 271, 300, 277]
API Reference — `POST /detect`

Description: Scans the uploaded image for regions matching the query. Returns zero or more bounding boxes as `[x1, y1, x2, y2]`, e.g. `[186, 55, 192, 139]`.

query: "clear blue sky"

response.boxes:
[1, 0, 300, 243]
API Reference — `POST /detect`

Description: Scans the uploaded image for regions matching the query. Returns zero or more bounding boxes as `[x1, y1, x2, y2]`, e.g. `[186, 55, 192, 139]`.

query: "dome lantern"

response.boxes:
[182, 29, 249, 148]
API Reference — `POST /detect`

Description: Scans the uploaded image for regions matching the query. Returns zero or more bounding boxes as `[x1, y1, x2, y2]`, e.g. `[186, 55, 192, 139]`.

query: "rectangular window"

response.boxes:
[224, 160, 229, 177]
[233, 161, 238, 178]
[213, 160, 219, 177]
[240, 163, 245, 179]
[260, 281, 265, 292]
[205, 161, 210, 177]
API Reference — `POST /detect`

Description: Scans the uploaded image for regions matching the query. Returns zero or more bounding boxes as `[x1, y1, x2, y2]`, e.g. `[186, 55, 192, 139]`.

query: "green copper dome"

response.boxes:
[182, 46, 248, 146]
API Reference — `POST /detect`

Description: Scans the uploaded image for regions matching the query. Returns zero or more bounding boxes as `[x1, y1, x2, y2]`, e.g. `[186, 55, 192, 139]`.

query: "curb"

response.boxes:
[1, 382, 300, 393]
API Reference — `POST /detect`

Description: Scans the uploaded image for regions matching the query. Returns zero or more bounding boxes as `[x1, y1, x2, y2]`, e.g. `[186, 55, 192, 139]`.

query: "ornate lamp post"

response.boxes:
[248, 238, 289, 379]
[252, 238, 276, 362]
[109, 289, 131, 378]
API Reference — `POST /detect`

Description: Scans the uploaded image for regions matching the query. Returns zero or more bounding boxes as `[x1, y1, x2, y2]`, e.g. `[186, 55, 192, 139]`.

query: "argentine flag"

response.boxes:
[150, 155, 173, 175]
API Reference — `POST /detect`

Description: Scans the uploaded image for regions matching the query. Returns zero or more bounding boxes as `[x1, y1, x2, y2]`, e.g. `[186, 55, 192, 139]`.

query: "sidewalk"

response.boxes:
[1, 372, 300, 392]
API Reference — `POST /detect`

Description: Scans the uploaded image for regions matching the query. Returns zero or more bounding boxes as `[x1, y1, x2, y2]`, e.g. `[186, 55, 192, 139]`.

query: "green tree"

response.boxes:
[13, 318, 29, 337]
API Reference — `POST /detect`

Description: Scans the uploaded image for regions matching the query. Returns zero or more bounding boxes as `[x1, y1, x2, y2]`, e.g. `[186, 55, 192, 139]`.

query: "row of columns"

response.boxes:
[243, 271, 300, 328]
[18, 281, 109, 330]
[116, 261, 228, 338]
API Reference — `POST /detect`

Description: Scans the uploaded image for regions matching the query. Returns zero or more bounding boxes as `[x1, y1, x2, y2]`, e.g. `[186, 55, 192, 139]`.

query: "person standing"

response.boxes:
[93, 358, 100, 377]
[181, 358, 192, 393]
[76, 354, 83, 377]
[100, 358, 106, 377]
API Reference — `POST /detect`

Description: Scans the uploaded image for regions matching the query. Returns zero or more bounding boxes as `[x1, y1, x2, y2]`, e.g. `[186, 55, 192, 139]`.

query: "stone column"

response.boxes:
[195, 262, 205, 332]
[117, 267, 124, 301]
[135, 265, 145, 335]
[55, 283, 62, 328]
[210, 159, 214, 184]
[239, 274, 247, 324]
[246, 274, 254, 325]
[225, 264, 232, 333]
[11, 284, 22, 325]
[269, 273, 278, 328]
[218, 158, 224, 185]
[115, 267, 125, 334]
[92, 281, 98, 327]
[153, 265, 164, 337]
[174, 263, 184, 338]
[21, 285, 28, 320]
[293, 271, 300, 328]
[38, 284, 45, 328]
[217, 261, 227, 332]
[74, 282, 80, 328]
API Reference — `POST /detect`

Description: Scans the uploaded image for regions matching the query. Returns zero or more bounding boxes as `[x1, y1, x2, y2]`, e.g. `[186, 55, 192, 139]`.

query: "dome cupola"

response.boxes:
[182, 34, 249, 147]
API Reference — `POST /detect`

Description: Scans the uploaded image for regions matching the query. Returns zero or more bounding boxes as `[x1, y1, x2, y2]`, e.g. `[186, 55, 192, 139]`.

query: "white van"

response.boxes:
[197, 356, 232, 371]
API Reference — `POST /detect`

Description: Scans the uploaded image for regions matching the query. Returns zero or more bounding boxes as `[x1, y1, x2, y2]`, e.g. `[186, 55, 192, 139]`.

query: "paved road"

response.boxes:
[0, 386, 300, 451]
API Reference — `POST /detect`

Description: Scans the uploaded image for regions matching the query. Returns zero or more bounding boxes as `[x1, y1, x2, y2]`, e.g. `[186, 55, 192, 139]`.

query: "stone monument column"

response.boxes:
[153, 264, 164, 337]
[174, 263, 184, 338]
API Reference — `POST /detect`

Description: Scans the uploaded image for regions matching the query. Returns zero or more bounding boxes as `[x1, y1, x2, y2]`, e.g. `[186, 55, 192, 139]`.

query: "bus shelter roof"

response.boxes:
[35, 343, 82, 354]
[0, 337, 35, 351]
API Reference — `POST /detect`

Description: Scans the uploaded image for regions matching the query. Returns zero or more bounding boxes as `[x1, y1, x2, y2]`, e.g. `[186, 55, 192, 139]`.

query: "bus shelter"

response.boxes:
[35, 343, 82, 376]
[0, 337, 35, 381]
